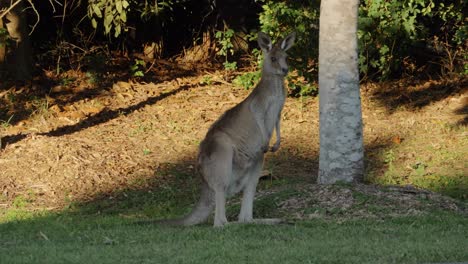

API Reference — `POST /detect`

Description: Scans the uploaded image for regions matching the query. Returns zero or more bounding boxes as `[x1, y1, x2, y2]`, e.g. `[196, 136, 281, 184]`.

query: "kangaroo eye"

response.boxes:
[271, 57, 277, 62]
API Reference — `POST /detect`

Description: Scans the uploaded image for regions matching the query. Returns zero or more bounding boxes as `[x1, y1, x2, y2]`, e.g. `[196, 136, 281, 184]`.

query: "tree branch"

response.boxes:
[26, 0, 40, 35]
[0, 0, 23, 20]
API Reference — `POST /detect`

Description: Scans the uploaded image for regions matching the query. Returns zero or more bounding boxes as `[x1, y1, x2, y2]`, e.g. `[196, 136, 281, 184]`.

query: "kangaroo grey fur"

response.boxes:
[159, 32, 296, 227]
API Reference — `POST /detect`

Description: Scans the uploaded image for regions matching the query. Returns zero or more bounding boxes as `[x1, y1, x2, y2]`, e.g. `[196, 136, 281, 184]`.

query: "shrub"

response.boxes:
[358, 0, 467, 79]
[235, 0, 466, 95]
[233, 0, 319, 96]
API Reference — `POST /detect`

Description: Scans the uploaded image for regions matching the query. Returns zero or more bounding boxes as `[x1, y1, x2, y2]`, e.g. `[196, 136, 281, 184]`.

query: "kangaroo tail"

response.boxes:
[150, 180, 215, 226]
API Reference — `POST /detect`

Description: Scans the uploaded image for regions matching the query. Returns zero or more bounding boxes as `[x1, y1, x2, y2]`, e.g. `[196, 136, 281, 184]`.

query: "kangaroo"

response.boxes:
[159, 32, 295, 227]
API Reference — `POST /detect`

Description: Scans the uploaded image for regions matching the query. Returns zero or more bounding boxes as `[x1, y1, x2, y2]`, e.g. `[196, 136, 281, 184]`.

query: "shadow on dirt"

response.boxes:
[371, 77, 467, 115]
[0, 60, 198, 129]
[43, 84, 196, 137]
[0, 82, 198, 149]
[455, 102, 468, 126]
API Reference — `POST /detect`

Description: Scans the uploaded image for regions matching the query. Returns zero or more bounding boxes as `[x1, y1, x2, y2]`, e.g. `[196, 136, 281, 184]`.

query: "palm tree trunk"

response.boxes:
[318, 0, 364, 184]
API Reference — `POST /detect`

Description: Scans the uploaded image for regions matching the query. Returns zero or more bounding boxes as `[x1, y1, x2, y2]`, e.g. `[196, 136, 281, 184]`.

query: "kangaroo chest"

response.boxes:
[263, 81, 286, 131]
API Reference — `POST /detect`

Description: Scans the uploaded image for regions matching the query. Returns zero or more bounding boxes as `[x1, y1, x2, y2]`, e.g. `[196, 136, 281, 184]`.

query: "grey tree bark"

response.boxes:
[318, 0, 364, 184]
[0, 0, 32, 81]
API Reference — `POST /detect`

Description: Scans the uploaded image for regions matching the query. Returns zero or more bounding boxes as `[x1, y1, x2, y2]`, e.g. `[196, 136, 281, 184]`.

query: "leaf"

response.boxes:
[91, 18, 98, 29]
[130, 65, 138, 71]
[116, 0, 122, 14]
[122, 0, 129, 8]
[120, 11, 127, 23]
[114, 24, 121, 38]
[92, 4, 102, 18]
[104, 13, 113, 28]
[133, 71, 144, 77]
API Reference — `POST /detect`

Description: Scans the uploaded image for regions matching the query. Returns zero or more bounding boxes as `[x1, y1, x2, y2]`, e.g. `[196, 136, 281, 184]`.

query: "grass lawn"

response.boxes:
[1, 209, 467, 264]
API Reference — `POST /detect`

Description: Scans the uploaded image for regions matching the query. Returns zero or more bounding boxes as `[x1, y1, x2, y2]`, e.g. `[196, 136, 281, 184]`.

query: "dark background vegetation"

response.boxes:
[1, 0, 466, 93]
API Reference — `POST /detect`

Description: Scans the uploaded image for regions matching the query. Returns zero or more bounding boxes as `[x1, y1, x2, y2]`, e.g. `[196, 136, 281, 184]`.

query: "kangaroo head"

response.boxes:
[257, 32, 296, 76]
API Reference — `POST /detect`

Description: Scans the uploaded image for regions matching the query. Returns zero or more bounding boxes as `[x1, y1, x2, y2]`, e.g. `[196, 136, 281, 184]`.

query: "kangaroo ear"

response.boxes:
[280, 32, 296, 51]
[257, 32, 272, 52]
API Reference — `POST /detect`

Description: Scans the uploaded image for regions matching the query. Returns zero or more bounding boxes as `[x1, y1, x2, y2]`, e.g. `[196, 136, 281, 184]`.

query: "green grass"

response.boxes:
[367, 122, 468, 200]
[1, 164, 466, 263]
[1, 206, 467, 264]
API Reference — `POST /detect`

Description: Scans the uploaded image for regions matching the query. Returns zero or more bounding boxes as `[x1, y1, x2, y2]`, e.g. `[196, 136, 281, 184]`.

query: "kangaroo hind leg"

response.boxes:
[200, 140, 233, 227]
[238, 156, 263, 223]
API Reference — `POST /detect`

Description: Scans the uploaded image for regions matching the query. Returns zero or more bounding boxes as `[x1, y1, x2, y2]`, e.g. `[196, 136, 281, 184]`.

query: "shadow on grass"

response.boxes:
[66, 150, 320, 222]
[2, 138, 403, 224]
[2, 138, 466, 227]
[0, 132, 466, 264]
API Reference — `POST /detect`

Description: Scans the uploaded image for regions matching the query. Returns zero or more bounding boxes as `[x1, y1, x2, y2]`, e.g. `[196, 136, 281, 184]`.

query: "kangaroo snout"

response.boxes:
[281, 67, 288, 75]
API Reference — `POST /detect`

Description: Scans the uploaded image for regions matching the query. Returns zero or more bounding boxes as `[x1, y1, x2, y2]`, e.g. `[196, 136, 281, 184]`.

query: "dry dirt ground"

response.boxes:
[0, 62, 467, 218]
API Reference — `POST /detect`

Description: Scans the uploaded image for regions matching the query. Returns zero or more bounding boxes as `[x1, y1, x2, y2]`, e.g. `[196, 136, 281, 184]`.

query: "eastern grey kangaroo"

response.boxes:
[160, 32, 295, 227]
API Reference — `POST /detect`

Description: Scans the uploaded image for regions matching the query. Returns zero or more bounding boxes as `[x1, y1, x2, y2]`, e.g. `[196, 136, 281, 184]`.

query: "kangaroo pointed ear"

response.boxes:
[280, 32, 296, 51]
[257, 32, 272, 52]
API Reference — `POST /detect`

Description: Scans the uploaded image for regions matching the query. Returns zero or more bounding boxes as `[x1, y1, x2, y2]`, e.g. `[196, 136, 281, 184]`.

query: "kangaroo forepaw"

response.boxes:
[270, 143, 280, 152]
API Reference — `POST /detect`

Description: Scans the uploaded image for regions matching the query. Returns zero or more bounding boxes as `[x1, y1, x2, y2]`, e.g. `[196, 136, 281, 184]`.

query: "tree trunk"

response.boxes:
[0, 0, 32, 81]
[317, 0, 364, 184]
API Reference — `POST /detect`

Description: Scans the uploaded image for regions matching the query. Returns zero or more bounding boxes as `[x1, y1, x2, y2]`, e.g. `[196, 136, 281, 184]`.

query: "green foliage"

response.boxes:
[0, 114, 14, 128]
[233, 71, 261, 89]
[238, 0, 467, 91]
[139, 0, 179, 19]
[12, 194, 33, 209]
[130, 59, 145, 77]
[215, 28, 235, 58]
[287, 71, 318, 97]
[142, 148, 151, 155]
[0, 27, 12, 47]
[257, 0, 319, 96]
[232, 47, 262, 90]
[230, 1, 320, 95]
[87, 0, 180, 38]
[359, 0, 467, 79]
[215, 28, 237, 70]
[88, 0, 130, 38]
[223, 61, 237, 71]
[200, 75, 213, 85]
